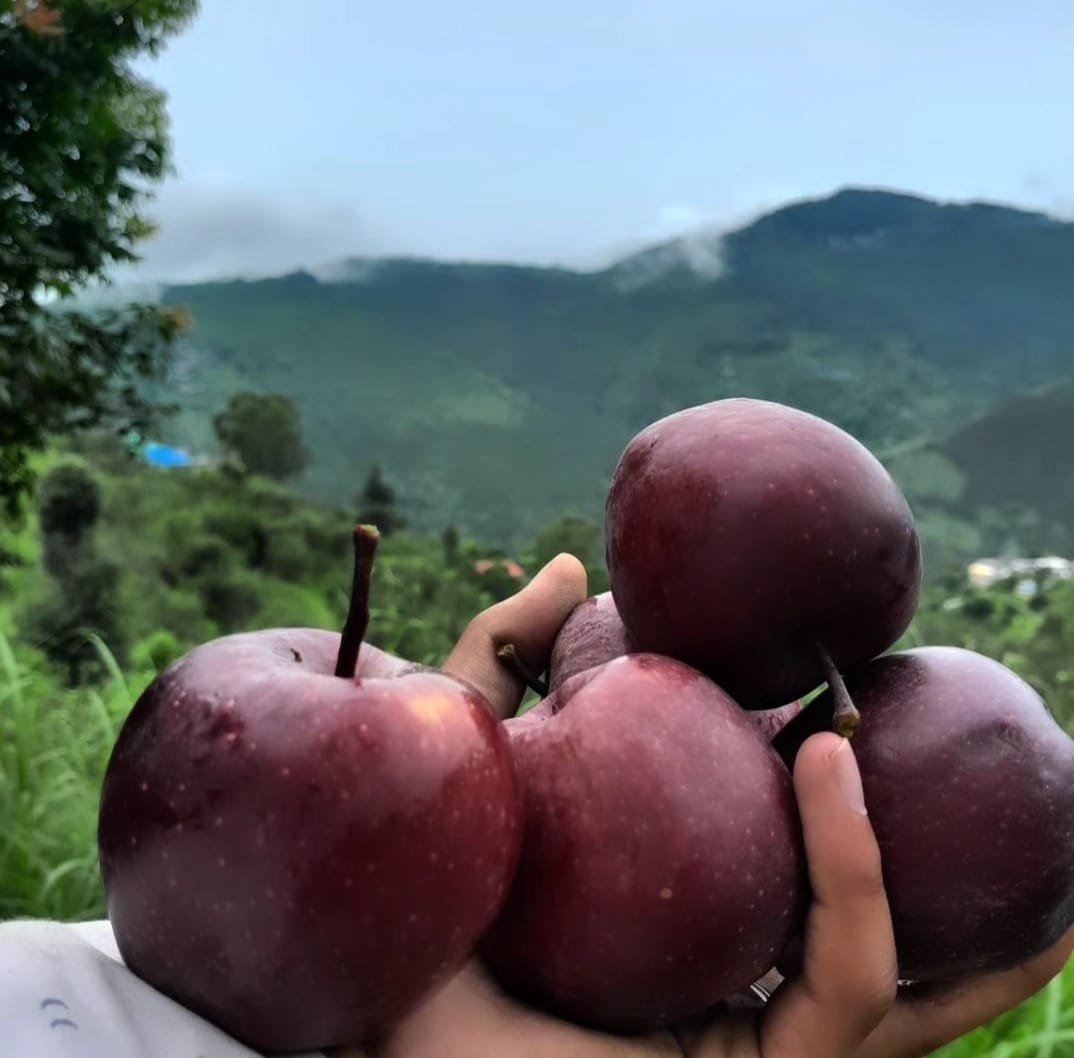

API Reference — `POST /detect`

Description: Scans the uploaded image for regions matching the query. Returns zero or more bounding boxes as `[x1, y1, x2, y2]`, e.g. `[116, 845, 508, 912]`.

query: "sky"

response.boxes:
[127, 0, 1074, 282]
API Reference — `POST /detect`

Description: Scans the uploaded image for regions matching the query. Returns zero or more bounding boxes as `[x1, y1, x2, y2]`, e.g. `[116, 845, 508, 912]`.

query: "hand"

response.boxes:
[346, 554, 1074, 1058]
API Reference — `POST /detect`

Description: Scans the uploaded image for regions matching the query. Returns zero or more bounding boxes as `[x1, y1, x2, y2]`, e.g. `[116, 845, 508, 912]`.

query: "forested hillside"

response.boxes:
[143, 188, 1074, 556]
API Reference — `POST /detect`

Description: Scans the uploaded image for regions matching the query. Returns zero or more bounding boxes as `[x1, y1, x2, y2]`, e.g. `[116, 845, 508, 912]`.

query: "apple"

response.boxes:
[481, 654, 806, 1030]
[547, 591, 634, 691]
[777, 647, 1074, 980]
[98, 527, 522, 1053]
[605, 398, 922, 713]
[547, 591, 803, 741]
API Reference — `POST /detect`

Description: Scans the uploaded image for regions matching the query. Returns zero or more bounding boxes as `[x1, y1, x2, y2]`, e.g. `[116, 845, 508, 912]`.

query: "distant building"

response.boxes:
[967, 556, 1072, 589]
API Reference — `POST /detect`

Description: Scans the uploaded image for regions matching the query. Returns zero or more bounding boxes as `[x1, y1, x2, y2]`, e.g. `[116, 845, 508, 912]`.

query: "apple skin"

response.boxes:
[795, 647, 1074, 980]
[279, 627, 422, 678]
[98, 628, 521, 1053]
[481, 654, 806, 1030]
[549, 592, 802, 741]
[605, 399, 922, 708]
[548, 591, 634, 691]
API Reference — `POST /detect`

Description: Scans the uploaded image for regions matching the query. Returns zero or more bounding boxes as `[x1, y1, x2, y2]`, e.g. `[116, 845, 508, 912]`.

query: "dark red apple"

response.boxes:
[783, 646, 1074, 980]
[98, 527, 522, 1053]
[481, 653, 806, 1030]
[548, 591, 802, 740]
[547, 591, 634, 691]
[605, 398, 922, 710]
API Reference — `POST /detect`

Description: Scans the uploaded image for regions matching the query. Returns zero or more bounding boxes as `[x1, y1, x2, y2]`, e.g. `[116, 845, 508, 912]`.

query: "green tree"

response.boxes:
[36, 460, 99, 577]
[441, 525, 460, 565]
[212, 392, 309, 481]
[532, 514, 601, 569]
[0, 0, 198, 519]
[26, 461, 124, 683]
[356, 465, 407, 536]
[23, 551, 126, 683]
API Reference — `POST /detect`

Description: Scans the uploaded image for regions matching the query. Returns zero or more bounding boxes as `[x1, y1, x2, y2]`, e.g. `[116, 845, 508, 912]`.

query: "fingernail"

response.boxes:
[536, 552, 584, 581]
[830, 738, 868, 815]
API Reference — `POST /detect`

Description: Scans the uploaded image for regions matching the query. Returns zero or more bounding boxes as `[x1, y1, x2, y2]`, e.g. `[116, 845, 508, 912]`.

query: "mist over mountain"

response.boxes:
[138, 186, 1074, 561]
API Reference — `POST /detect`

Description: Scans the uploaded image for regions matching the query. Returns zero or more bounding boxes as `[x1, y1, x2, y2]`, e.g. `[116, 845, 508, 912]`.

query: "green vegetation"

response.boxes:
[213, 390, 309, 481]
[357, 464, 408, 536]
[900, 576, 1074, 732]
[2, 439, 571, 678]
[131, 189, 1074, 554]
[0, 0, 196, 517]
[935, 972, 1074, 1058]
[0, 630, 145, 921]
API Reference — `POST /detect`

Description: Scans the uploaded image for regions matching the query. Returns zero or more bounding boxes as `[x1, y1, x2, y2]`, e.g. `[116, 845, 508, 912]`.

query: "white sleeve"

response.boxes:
[0, 919, 329, 1058]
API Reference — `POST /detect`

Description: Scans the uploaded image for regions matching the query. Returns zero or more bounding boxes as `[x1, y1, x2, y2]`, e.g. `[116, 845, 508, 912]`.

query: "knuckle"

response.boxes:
[805, 956, 898, 1030]
[849, 967, 899, 1021]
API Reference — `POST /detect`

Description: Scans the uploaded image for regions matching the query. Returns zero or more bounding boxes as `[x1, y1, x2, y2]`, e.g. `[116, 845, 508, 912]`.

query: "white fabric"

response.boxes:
[0, 918, 326, 1058]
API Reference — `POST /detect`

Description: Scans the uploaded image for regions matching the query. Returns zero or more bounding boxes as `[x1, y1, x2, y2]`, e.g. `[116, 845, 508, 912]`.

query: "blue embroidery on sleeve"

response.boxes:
[40, 998, 78, 1029]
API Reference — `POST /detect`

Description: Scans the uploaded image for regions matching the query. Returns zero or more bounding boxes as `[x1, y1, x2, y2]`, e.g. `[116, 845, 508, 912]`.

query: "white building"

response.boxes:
[967, 556, 1073, 589]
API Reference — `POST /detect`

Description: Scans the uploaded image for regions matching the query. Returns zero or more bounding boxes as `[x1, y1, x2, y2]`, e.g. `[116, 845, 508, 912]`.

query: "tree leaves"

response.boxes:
[212, 392, 310, 483]
[0, 0, 198, 518]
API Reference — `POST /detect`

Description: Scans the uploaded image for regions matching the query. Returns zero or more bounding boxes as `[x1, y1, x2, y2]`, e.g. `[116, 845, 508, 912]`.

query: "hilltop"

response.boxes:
[139, 186, 1073, 555]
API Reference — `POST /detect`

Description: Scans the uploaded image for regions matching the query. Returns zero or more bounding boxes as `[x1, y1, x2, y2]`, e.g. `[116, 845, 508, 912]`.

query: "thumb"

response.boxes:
[443, 553, 587, 720]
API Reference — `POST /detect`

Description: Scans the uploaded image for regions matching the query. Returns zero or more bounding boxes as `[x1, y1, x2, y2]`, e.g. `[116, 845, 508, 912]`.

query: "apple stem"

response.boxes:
[334, 525, 380, 678]
[496, 643, 549, 698]
[771, 697, 833, 770]
[816, 643, 860, 738]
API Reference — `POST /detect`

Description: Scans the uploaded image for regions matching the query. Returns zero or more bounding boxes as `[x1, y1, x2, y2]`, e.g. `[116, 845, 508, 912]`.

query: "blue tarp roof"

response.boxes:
[143, 443, 193, 468]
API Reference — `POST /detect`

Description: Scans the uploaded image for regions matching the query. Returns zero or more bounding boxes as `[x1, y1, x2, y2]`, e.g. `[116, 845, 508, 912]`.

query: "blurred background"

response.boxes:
[1, 3, 1073, 1054]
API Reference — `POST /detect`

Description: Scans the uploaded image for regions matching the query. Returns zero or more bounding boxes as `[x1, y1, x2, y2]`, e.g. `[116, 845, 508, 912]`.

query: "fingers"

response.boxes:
[761, 732, 898, 1058]
[371, 964, 512, 1058]
[442, 553, 587, 720]
[374, 961, 681, 1058]
[857, 924, 1074, 1058]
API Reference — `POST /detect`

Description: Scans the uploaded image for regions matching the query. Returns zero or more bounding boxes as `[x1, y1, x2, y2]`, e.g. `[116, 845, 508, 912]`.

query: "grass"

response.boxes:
[1, 630, 1072, 1055]
[0, 631, 149, 921]
[935, 973, 1074, 1058]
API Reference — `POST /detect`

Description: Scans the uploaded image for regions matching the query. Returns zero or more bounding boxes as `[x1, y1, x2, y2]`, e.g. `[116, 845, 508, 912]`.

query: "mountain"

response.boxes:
[886, 382, 1074, 566]
[150, 187, 1074, 555]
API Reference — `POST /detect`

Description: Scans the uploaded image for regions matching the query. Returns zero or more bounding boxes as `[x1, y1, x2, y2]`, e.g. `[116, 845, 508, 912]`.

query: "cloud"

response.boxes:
[1019, 172, 1074, 220]
[592, 189, 799, 278]
[638, 204, 715, 243]
[113, 181, 384, 284]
